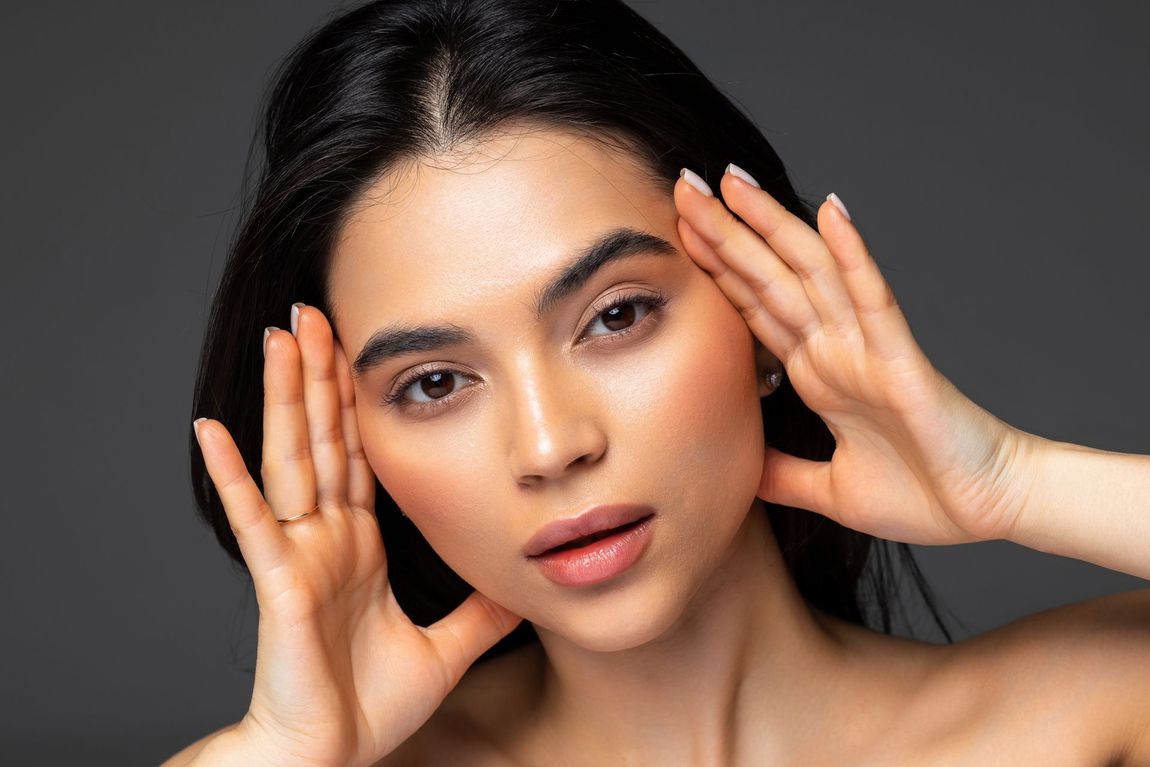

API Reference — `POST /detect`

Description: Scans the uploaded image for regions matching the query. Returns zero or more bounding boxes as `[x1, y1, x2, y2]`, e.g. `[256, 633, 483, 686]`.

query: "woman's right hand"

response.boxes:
[189, 303, 523, 767]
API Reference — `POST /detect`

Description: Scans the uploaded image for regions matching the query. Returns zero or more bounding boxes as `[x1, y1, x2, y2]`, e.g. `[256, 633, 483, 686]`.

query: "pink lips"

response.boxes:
[525, 504, 656, 588]
[523, 503, 655, 557]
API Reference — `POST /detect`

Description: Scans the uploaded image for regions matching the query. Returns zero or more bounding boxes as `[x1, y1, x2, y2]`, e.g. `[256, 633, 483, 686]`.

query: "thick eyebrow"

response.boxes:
[350, 227, 677, 379]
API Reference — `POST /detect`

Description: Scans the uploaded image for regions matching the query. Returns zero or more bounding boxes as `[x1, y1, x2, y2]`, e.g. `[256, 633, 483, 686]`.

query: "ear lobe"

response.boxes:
[753, 338, 773, 371]
[759, 371, 784, 397]
[754, 340, 784, 398]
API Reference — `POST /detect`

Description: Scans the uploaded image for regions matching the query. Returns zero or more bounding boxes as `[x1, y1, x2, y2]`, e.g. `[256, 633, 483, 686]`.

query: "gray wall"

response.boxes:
[3, 1, 1147, 764]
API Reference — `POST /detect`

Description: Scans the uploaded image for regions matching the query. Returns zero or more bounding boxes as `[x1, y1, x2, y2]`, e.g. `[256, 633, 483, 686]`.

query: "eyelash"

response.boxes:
[382, 289, 669, 415]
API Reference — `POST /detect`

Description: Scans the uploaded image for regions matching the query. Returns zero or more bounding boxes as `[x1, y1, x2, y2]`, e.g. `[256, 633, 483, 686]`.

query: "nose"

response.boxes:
[504, 356, 607, 487]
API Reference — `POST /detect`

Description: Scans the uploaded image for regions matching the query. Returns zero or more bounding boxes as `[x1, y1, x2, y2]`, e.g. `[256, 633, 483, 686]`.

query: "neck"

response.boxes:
[526, 498, 848, 765]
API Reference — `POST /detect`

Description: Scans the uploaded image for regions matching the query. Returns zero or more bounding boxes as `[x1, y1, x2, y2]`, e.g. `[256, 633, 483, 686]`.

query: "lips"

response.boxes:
[524, 504, 656, 557]
[546, 521, 641, 552]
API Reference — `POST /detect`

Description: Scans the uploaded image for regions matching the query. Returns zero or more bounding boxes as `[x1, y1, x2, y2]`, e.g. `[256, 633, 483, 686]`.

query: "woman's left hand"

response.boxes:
[673, 166, 1037, 546]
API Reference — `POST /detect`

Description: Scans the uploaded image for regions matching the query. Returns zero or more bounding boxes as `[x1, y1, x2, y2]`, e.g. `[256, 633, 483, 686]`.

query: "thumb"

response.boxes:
[757, 446, 834, 519]
[425, 590, 523, 684]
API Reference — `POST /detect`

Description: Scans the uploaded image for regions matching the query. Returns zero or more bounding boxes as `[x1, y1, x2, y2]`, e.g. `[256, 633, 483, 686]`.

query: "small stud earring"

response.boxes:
[764, 371, 784, 391]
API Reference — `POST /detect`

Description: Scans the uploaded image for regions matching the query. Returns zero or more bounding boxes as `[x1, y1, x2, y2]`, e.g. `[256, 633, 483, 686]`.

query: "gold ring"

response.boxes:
[277, 504, 321, 525]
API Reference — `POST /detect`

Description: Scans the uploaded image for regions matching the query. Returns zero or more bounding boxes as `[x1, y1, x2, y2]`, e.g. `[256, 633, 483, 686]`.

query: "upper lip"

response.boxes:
[524, 503, 655, 557]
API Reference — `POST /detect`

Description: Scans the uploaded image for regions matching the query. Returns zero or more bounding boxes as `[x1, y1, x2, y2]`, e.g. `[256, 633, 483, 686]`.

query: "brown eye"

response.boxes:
[386, 368, 474, 410]
[600, 302, 636, 332]
[579, 290, 669, 344]
[417, 371, 456, 400]
[582, 293, 662, 340]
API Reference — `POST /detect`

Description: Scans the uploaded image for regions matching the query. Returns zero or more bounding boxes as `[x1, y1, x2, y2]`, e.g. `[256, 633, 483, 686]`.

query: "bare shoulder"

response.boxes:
[374, 641, 546, 767]
[927, 588, 1150, 766]
[377, 598, 1150, 766]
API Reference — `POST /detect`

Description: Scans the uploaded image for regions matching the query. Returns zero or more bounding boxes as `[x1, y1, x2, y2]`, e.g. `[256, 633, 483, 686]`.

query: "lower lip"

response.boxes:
[529, 515, 655, 587]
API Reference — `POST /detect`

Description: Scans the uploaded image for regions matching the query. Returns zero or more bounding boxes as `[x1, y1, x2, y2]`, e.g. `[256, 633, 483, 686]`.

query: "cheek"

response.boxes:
[352, 288, 766, 587]
[358, 411, 497, 559]
[665, 303, 767, 602]
[618, 293, 764, 473]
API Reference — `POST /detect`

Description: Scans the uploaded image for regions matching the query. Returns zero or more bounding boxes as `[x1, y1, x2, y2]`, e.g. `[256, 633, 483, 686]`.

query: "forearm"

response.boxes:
[1008, 433, 1150, 580]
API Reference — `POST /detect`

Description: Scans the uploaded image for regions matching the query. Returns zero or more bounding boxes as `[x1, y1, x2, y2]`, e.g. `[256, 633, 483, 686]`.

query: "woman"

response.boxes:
[165, 0, 1150, 764]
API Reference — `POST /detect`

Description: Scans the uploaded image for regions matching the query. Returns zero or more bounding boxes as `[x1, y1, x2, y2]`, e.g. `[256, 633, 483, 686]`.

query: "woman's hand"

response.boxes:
[673, 166, 1037, 546]
[189, 304, 522, 767]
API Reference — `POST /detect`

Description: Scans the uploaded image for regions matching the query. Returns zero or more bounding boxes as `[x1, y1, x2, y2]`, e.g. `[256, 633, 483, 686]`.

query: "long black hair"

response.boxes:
[190, 0, 960, 662]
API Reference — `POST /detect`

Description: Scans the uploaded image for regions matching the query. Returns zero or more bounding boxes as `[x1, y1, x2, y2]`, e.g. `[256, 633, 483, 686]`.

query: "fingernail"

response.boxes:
[192, 417, 206, 438]
[725, 163, 760, 189]
[264, 326, 278, 357]
[826, 192, 852, 221]
[679, 167, 713, 197]
[290, 302, 305, 336]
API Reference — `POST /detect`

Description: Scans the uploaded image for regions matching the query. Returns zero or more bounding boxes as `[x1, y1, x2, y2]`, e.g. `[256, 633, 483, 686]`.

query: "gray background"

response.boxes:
[2, 1, 1147, 764]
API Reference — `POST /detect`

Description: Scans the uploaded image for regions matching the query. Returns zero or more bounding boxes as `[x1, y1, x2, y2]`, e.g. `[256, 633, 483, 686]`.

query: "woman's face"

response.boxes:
[328, 129, 768, 651]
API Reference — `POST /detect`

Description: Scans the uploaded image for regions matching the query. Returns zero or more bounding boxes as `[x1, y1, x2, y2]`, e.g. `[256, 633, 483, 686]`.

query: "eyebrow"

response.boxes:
[350, 226, 678, 379]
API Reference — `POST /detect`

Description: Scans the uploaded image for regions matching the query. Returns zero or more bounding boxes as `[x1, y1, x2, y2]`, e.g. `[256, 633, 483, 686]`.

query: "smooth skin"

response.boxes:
[170, 137, 1150, 765]
[674, 167, 1150, 765]
[677, 168, 1150, 581]
[178, 315, 523, 767]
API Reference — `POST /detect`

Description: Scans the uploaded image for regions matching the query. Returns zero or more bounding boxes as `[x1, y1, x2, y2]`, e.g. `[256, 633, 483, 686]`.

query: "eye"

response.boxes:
[402, 370, 464, 402]
[383, 367, 477, 412]
[384, 289, 669, 414]
[579, 290, 668, 343]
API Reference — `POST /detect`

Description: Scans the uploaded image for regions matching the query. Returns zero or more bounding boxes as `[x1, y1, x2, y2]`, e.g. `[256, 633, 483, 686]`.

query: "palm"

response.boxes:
[250, 529, 436, 763]
[787, 331, 1005, 543]
[193, 305, 521, 767]
[674, 171, 1029, 546]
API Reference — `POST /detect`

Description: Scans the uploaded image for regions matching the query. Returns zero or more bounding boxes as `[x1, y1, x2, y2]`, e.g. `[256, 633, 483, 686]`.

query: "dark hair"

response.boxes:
[190, 0, 959, 662]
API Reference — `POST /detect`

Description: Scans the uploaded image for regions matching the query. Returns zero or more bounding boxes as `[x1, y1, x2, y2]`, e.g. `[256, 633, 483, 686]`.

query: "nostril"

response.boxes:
[508, 401, 608, 485]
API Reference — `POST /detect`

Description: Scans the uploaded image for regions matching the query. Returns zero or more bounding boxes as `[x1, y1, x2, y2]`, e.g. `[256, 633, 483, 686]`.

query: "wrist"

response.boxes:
[997, 430, 1072, 549]
[196, 714, 355, 767]
[184, 719, 320, 767]
[181, 723, 262, 767]
[980, 425, 1050, 544]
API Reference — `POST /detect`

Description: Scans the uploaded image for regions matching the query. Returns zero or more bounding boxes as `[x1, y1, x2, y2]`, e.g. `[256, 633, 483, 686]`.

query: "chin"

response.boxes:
[543, 609, 679, 654]
[525, 488, 765, 654]
[526, 567, 706, 653]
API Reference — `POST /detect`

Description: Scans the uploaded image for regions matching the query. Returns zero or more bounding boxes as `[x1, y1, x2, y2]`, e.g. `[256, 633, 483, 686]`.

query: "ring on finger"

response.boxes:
[278, 504, 321, 525]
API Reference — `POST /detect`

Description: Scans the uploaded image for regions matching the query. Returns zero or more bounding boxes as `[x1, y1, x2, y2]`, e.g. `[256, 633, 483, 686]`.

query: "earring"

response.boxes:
[764, 371, 784, 392]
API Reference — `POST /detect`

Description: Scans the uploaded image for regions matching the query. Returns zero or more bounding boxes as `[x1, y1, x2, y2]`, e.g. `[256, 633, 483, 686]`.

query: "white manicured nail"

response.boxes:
[291, 302, 304, 335]
[679, 168, 714, 197]
[264, 326, 277, 357]
[726, 163, 760, 189]
[826, 192, 852, 221]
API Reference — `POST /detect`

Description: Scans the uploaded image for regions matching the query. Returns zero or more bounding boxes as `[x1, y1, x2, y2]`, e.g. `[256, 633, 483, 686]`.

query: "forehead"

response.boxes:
[328, 129, 676, 343]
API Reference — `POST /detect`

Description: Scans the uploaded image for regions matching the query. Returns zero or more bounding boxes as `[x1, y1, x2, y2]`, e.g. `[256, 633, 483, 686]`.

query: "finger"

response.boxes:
[424, 591, 523, 687]
[261, 326, 319, 521]
[293, 304, 349, 510]
[677, 217, 800, 362]
[674, 171, 821, 340]
[816, 197, 916, 361]
[756, 445, 834, 519]
[194, 418, 291, 576]
[719, 168, 860, 337]
[333, 337, 375, 513]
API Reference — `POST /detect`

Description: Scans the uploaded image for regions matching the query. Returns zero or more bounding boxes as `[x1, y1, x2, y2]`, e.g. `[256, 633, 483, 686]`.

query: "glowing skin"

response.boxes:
[329, 129, 767, 642]
[326, 129, 893, 763]
[180, 115, 1150, 765]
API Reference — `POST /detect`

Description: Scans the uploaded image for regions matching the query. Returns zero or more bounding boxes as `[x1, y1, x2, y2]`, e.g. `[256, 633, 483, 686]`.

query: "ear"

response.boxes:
[754, 339, 784, 398]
